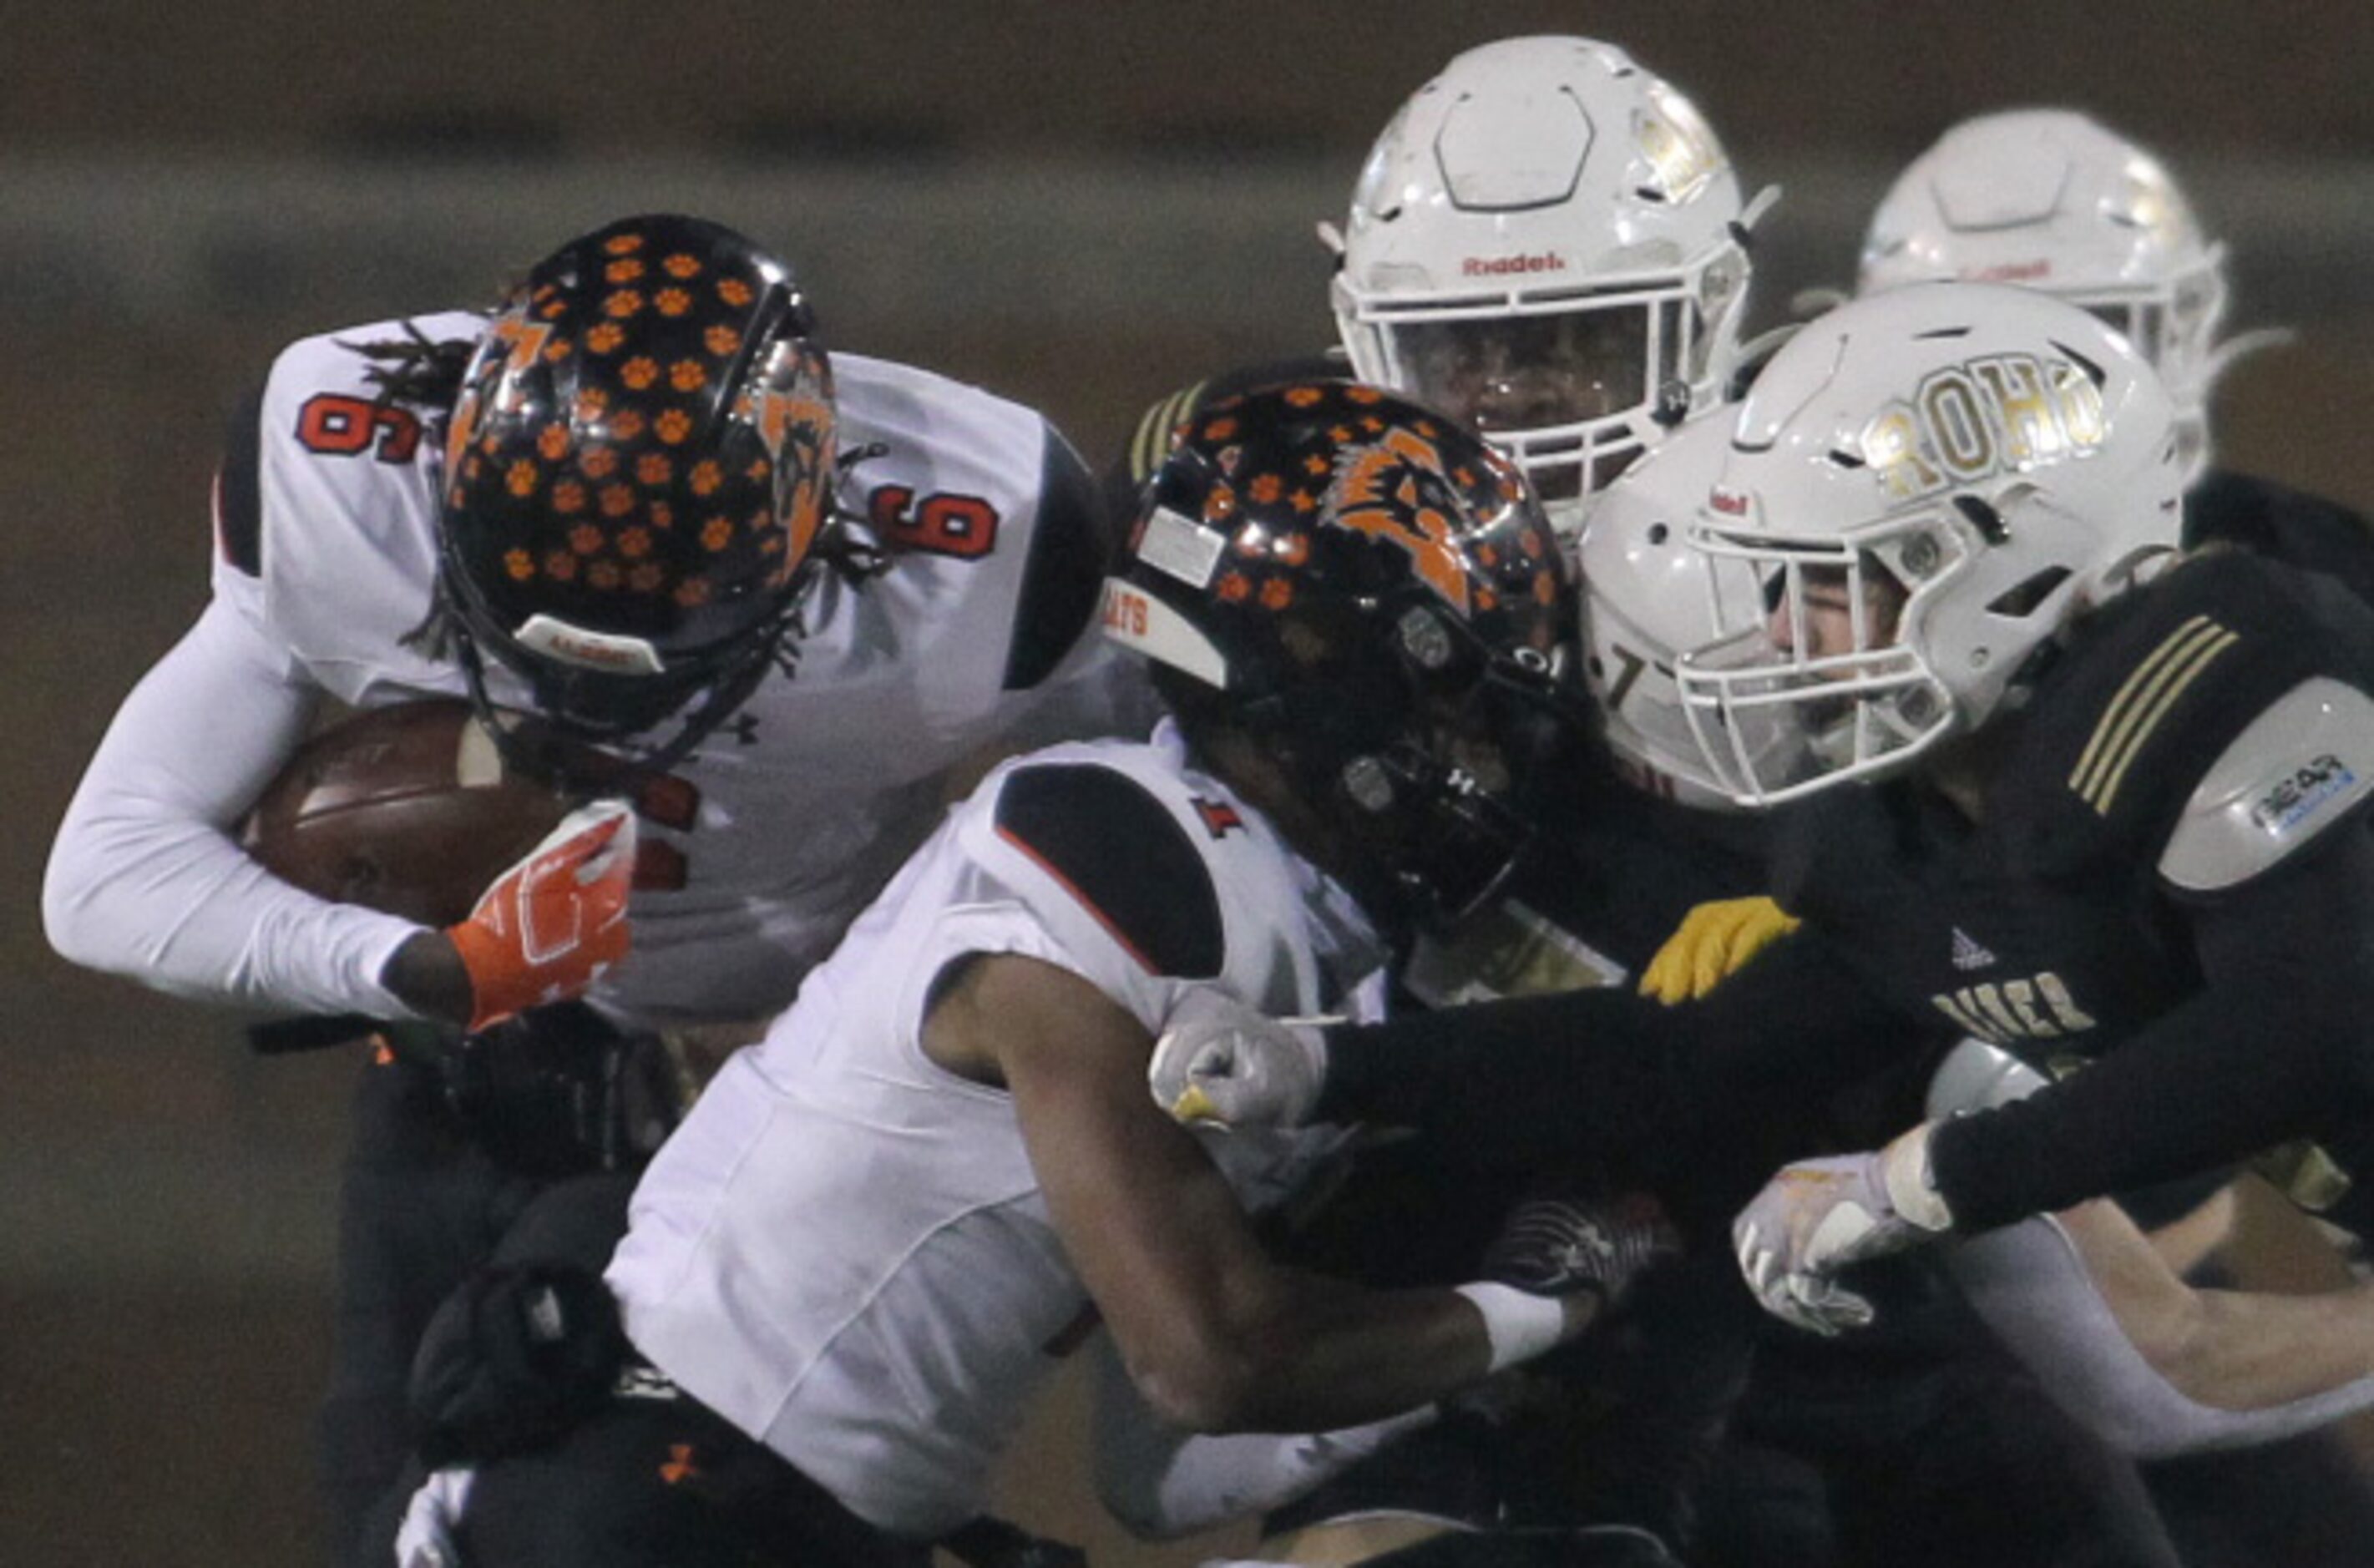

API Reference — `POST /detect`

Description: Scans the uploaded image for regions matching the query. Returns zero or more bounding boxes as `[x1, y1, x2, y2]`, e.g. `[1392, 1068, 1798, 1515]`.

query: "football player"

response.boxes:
[1105, 40, 1799, 1565]
[1856, 108, 2374, 604]
[41, 213, 1147, 1564]
[1135, 41, 2195, 1567]
[1850, 106, 2374, 1565]
[400, 383, 1678, 1565]
[1152, 281, 2374, 1534]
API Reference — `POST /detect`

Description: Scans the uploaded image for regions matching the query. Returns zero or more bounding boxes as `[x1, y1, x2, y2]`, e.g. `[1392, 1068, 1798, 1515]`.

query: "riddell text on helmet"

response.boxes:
[1461, 252, 1569, 277]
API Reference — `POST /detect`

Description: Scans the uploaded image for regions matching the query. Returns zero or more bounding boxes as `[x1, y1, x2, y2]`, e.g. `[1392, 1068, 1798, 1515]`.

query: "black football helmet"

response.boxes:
[437, 214, 838, 775]
[1105, 379, 1579, 925]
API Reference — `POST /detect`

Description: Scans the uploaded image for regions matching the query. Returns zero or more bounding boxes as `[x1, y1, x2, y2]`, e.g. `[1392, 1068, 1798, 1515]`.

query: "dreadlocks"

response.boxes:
[347, 317, 484, 414]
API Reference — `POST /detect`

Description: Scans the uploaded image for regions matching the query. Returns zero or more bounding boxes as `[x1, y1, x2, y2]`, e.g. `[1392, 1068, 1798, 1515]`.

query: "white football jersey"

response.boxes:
[44, 314, 1147, 1025]
[607, 726, 1389, 1536]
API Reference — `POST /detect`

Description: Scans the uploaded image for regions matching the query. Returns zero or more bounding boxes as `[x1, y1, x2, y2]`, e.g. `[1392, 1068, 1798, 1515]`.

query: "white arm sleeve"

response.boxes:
[1086, 1333, 1436, 1540]
[42, 590, 427, 1018]
[1949, 1215, 2374, 1457]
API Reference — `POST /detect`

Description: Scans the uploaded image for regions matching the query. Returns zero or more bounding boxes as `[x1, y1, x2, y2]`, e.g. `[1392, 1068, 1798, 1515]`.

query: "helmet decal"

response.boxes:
[1106, 378, 1577, 926]
[1331, 422, 1482, 615]
[1861, 352, 2110, 503]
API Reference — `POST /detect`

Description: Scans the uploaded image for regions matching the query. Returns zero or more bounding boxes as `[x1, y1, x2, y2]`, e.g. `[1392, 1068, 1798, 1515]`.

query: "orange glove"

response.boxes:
[446, 802, 636, 1032]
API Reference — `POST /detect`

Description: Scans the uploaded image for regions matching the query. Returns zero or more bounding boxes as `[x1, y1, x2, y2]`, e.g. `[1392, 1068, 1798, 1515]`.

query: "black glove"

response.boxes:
[382, 1003, 681, 1177]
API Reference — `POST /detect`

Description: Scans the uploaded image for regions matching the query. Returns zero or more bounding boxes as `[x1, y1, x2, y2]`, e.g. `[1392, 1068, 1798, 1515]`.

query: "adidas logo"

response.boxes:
[1951, 928, 1997, 972]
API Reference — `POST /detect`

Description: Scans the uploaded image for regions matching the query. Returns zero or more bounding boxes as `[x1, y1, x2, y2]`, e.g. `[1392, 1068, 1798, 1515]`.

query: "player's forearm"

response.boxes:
[2160, 1272, 2374, 1413]
[43, 598, 423, 1018]
[1316, 936, 1899, 1191]
[1162, 1271, 1592, 1435]
[1956, 1204, 2374, 1454]
[47, 802, 426, 1017]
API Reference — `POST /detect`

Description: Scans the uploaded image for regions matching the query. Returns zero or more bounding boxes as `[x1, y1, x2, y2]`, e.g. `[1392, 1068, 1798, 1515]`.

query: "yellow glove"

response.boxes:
[1638, 896, 1801, 1005]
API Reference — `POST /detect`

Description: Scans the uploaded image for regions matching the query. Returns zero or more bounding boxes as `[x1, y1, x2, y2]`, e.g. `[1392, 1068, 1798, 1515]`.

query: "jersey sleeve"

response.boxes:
[949, 756, 1229, 1034]
[2158, 675, 2374, 893]
[1000, 424, 1112, 694]
[43, 594, 432, 1017]
[211, 382, 267, 579]
[1929, 820, 2374, 1231]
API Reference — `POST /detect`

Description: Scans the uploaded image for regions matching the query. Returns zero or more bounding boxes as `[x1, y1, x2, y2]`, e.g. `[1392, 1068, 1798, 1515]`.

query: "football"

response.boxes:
[237, 700, 583, 927]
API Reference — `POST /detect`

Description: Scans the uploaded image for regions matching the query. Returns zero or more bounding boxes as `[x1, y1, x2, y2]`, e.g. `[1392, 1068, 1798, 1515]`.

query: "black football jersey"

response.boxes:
[1778, 547, 2374, 1067]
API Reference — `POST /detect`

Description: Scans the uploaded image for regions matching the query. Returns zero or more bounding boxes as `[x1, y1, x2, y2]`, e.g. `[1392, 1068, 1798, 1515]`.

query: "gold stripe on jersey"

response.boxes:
[1131, 382, 1209, 483]
[2090, 624, 2239, 813]
[2068, 615, 2240, 814]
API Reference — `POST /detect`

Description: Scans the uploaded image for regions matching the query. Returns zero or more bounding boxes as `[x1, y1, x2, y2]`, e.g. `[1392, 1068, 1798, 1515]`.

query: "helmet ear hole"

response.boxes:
[1985, 565, 2073, 619]
[1951, 494, 2009, 544]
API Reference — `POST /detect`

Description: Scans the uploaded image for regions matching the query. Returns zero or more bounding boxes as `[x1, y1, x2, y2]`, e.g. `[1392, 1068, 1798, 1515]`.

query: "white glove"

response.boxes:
[1732, 1122, 1953, 1336]
[1147, 986, 1334, 1129]
[394, 1465, 477, 1568]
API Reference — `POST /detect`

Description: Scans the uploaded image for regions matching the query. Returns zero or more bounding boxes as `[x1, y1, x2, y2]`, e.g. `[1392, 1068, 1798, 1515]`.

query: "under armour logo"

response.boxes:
[1950, 928, 1997, 972]
[659, 1443, 701, 1485]
[726, 713, 761, 746]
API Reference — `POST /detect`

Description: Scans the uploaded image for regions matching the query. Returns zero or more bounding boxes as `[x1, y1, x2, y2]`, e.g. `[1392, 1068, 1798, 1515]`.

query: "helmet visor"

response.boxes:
[1389, 308, 1651, 447]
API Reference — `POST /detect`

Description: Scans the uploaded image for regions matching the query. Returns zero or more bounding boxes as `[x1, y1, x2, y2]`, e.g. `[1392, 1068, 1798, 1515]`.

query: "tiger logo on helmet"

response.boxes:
[1103, 379, 1579, 924]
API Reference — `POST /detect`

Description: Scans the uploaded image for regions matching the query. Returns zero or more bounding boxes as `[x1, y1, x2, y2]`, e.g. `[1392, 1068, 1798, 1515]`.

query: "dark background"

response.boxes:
[3, 4, 2368, 1563]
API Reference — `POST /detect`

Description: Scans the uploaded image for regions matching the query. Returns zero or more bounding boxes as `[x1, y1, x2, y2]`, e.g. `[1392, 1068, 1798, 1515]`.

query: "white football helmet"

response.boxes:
[1673, 282, 2185, 807]
[1857, 109, 2231, 482]
[1577, 411, 1791, 809]
[1330, 36, 1767, 529]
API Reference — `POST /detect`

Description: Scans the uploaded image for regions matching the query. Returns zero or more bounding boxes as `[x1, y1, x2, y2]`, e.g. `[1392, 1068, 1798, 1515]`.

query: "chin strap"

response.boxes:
[445, 600, 799, 795]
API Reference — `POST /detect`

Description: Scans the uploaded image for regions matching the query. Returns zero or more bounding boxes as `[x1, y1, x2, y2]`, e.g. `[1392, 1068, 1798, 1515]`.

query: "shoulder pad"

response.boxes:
[1003, 427, 1109, 692]
[2159, 676, 2374, 893]
[991, 760, 1226, 978]
[213, 383, 267, 576]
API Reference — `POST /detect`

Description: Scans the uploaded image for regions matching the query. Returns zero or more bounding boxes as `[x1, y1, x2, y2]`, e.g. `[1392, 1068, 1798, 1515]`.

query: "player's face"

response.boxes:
[1765, 563, 1906, 670]
[1396, 310, 1647, 440]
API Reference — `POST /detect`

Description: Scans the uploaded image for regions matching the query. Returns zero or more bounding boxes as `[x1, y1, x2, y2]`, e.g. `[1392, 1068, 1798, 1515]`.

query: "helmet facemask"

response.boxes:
[1678, 517, 1970, 807]
[1341, 245, 1749, 508]
[438, 554, 805, 788]
[1252, 592, 1572, 928]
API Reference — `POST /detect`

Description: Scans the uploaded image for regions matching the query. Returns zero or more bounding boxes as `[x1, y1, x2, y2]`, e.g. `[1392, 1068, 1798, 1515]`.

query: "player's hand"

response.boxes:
[394, 1466, 475, 1568]
[1147, 986, 1333, 1129]
[1485, 1186, 1681, 1318]
[444, 802, 636, 1033]
[1731, 1123, 1952, 1336]
[1638, 895, 1801, 1004]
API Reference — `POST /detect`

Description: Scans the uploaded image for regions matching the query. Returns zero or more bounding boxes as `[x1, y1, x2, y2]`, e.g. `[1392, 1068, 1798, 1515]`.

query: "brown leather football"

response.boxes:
[236, 700, 581, 927]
